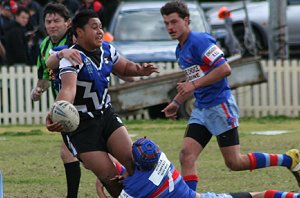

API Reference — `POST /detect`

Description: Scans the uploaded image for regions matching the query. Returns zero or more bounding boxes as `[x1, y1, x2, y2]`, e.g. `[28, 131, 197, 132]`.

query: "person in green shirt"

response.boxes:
[30, 3, 84, 197]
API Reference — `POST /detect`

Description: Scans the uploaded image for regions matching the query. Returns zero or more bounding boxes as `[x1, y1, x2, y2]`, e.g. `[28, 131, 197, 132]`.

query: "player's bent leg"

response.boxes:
[218, 128, 298, 186]
[220, 145, 251, 171]
[106, 126, 134, 176]
[60, 142, 81, 198]
[79, 150, 122, 197]
[217, 128, 250, 171]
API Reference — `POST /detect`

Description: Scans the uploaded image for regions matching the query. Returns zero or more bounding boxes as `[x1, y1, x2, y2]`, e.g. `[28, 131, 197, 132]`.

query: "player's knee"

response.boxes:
[179, 148, 197, 165]
[60, 144, 77, 163]
[224, 159, 242, 171]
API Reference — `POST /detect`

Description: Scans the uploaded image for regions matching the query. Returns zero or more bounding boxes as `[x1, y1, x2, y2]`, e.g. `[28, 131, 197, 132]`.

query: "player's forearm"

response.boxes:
[174, 92, 192, 104]
[122, 61, 143, 76]
[193, 63, 231, 89]
[56, 88, 75, 103]
[36, 79, 50, 91]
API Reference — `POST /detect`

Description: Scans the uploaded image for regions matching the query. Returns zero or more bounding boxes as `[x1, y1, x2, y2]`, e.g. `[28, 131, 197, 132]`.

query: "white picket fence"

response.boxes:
[0, 59, 299, 125]
[233, 59, 300, 117]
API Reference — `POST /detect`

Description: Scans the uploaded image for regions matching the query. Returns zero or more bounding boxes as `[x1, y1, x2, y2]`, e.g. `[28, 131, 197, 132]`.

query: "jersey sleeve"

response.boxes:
[109, 43, 121, 64]
[49, 45, 69, 55]
[194, 33, 226, 67]
[59, 58, 77, 79]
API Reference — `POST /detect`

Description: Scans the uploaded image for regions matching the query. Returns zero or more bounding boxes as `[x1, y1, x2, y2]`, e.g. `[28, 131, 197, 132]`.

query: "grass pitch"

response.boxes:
[1, 117, 300, 197]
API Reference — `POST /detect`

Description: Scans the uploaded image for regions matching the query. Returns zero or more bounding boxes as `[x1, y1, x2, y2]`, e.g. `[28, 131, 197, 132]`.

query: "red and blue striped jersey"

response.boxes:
[119, 152, 196, 198]
[175, 32, 231, 108]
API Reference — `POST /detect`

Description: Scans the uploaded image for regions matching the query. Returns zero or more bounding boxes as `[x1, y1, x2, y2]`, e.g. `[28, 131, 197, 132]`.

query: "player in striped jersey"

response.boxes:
[45, 10, 158, 197]
[118, 137, 300, 198]
[160, 0, 300, 190]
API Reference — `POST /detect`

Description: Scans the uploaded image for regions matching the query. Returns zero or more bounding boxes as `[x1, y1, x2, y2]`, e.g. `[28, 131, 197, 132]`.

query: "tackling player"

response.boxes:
[118, 137, 300, 198]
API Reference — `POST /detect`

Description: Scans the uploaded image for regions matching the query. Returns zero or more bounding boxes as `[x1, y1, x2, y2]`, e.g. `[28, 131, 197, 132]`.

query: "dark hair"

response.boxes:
[43, 3, 70, 22]
[72, 10, 99, 37]
[160, 0, 190, 19]
[16, 7, 29, 16]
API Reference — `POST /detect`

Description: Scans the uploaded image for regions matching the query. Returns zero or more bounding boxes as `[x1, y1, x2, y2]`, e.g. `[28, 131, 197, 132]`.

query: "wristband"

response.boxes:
[56, 52, 62, 60]
[172, 99, 181, 107]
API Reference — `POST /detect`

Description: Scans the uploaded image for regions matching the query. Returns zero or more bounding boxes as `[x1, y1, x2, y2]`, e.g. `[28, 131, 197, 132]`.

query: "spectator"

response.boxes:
[19, 0, 45, 64]
[19, 0, 43, 29]
[0, 1, 17, 65]
[52, 0, 80, 17]
[3, 7, 31, 65]
[0, 1, 16, 40]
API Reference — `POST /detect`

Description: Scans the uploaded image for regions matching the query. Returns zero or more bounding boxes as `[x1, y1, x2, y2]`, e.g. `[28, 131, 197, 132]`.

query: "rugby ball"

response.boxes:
[50, 100, 80, 132]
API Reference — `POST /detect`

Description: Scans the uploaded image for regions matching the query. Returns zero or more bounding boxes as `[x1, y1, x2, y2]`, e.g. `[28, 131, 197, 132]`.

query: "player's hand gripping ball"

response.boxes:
[50, 100, 80, 132]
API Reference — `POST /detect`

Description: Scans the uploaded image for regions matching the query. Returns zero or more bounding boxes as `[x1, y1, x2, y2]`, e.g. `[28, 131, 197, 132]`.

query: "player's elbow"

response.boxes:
[222, 63, 232, 77]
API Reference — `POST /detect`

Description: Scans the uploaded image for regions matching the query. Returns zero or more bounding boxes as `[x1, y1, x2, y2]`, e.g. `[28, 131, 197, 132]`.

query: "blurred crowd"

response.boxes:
[0, 0, 119, 66]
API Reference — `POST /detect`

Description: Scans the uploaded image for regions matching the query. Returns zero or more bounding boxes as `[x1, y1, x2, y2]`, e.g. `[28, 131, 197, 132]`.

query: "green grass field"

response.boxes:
[1, 117, 300, 197]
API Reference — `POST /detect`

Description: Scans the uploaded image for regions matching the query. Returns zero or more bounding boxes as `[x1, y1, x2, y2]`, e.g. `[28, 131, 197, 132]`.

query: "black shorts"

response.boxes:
[185, 123, 239, 148]
[62, 106, 124, 155]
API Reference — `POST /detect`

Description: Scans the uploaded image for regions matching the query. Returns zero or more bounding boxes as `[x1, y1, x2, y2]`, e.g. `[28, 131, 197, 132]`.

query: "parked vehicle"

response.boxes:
[206, 0, 300, 57]
[107, 1, 210, 63]
[106, 1, 266, 118]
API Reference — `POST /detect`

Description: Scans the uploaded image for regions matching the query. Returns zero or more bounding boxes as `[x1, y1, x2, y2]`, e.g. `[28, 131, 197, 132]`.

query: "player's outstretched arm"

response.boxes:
[113, 56, 159, 77]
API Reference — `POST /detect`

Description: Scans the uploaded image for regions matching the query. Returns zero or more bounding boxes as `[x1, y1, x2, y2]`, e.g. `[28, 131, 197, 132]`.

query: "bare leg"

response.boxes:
[250, 192, 264, 198]
[180, 137, 203, 177]
[220, 145, 251, 171]
[79, 151, 122, 197]
[106, 126, 134, 175]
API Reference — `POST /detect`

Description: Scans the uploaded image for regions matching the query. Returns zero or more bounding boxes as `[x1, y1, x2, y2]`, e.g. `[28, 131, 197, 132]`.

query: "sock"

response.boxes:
[64, 161, 81, 198]
[115, 162, 126, 175]
[264, 190, 300, 198]
[183, 175, 199, 191]
[247, 152, 292, 170]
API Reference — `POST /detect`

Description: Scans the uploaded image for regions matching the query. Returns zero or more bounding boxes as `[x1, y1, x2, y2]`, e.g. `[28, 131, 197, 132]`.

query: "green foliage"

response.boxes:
[1, 118, 300, 197]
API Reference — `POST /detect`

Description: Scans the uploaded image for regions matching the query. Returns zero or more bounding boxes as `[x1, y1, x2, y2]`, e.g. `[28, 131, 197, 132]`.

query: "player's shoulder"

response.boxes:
[190, 32, 216, 43]
[101, 41, 114, 50]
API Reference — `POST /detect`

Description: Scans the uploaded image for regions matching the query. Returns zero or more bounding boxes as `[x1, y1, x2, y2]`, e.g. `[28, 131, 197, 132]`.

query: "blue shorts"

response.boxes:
[188, 95, 239, 136]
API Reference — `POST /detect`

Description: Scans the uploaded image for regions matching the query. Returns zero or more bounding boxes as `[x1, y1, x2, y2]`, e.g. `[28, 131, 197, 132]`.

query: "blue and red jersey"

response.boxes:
[119, 152, 196, 198]
[176, 32, 232, 108]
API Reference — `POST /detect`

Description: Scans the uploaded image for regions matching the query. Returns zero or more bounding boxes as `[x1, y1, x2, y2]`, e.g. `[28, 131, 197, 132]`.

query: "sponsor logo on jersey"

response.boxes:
[184, 65, 205, 82]
[203, 45, 223, 64]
